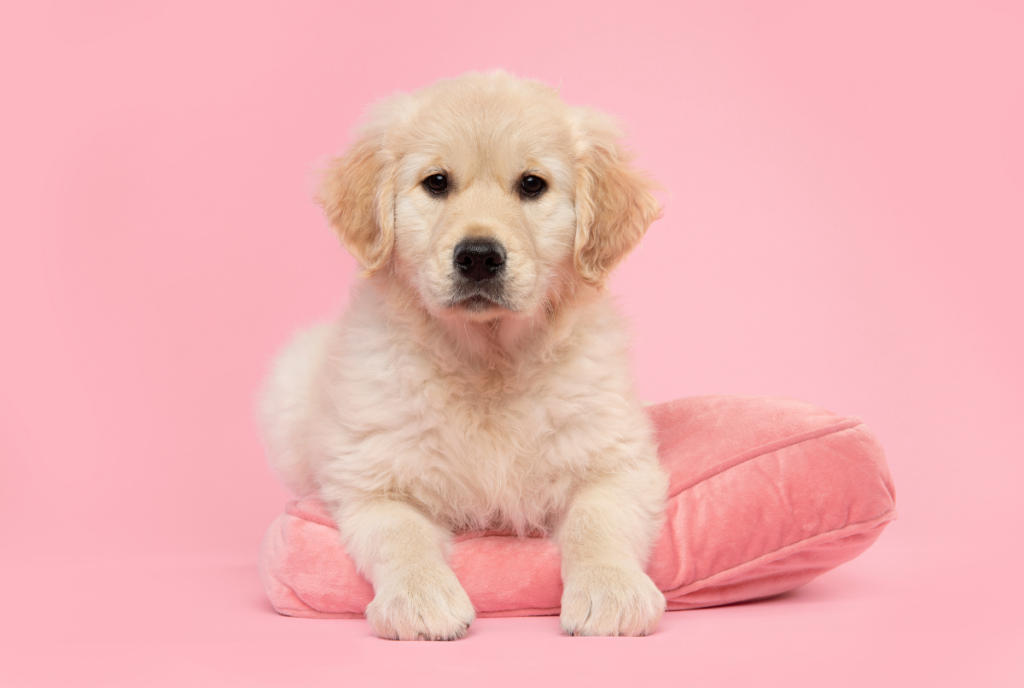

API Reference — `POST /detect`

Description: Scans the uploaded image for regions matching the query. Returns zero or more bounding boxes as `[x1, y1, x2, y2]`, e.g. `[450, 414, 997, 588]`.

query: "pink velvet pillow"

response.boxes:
[259, 395, 896, 618]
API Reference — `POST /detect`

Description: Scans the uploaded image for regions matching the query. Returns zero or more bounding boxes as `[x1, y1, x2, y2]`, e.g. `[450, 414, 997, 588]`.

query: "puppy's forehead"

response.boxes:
[389, 77, 576, 183]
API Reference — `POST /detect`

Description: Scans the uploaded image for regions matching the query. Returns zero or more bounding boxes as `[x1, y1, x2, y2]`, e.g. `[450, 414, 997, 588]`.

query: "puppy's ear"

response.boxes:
[317, 133, 395, 275]
[573, 111, 662, 285]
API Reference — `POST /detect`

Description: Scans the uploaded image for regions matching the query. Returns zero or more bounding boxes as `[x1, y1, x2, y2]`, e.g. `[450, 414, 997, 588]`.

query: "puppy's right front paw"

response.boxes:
[365, 564, 476, 641]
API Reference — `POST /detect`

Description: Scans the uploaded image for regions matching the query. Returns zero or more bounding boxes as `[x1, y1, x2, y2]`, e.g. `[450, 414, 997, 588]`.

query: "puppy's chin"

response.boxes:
[456, 294, 502, 312]
[445, 295, 513, 322]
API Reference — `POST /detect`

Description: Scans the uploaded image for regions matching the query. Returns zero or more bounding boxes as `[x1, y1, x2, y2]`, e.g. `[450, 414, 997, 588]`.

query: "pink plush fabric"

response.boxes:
[259, 395, 896, 618]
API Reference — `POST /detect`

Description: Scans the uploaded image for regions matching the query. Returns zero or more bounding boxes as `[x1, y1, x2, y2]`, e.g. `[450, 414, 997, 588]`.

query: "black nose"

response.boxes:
[454, 239, 506, 282]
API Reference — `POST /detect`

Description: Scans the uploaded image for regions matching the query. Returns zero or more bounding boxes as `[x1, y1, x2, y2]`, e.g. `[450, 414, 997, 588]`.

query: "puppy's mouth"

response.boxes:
[457, 294, 501, 312]
[443, 284, 515, 314]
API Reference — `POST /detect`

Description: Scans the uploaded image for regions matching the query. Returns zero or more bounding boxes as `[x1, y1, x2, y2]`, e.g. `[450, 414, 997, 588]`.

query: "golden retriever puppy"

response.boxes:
[261, 72, 668, 640]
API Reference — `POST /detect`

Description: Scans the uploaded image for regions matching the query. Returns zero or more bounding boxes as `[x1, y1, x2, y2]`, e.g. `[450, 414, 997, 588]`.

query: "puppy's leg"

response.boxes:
[556, 468, 667, 637]
[335, 495, 475, 641]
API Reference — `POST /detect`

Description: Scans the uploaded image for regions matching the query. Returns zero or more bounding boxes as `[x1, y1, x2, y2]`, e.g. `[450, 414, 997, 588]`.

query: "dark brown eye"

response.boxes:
[423, 173, 448, 195]
[520, 174, 546, 198]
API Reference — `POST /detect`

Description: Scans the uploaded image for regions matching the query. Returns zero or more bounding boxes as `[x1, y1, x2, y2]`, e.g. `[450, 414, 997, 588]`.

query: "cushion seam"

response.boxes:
[669, 417, 864, 498]
[660, 509, 897, 599]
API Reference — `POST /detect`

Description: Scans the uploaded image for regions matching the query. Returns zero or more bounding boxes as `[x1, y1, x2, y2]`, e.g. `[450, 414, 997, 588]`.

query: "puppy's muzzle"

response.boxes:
[454, 239, 506, 282]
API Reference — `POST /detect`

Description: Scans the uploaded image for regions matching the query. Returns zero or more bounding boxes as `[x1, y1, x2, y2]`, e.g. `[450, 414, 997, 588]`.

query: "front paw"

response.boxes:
[560, 565, 666, 637]
[365, 564, 476, 641]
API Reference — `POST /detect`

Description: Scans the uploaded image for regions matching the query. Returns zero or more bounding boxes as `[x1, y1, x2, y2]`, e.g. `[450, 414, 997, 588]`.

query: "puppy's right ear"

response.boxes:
[317, 133, 395, 275]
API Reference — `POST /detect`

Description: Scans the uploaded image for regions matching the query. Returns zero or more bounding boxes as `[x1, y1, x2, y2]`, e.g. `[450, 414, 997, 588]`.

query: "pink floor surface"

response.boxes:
[2, 1, 1021, 685]
[4, 532, 1020, 687]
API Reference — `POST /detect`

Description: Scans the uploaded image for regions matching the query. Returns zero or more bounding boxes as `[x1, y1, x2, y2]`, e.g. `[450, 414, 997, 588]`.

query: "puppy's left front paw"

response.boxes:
[560, 565, 666, 637]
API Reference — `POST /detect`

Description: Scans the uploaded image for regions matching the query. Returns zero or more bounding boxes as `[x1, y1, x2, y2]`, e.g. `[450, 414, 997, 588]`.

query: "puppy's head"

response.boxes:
[318, 72, 661, 320]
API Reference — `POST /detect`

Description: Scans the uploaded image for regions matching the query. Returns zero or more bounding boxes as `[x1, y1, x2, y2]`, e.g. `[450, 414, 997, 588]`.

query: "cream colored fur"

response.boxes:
[260, 72, 668, 639]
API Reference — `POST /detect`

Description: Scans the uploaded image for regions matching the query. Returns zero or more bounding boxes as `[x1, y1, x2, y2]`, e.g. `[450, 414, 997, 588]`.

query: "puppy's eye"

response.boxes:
[520, 175, 546, 198]
[423, 173, 448, 195]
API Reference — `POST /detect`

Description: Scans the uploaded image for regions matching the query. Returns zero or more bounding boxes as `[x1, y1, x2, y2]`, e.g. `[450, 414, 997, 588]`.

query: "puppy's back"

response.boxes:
[259, 321, 335, 495]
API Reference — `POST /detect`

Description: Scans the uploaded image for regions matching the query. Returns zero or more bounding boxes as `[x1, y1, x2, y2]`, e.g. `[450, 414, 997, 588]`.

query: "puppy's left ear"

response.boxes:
[317, 131, 396, 276]
[573, 111, 662, 286]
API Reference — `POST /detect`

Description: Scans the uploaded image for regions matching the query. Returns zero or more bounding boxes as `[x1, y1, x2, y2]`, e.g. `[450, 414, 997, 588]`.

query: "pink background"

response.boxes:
[1, 1, 1021, 685]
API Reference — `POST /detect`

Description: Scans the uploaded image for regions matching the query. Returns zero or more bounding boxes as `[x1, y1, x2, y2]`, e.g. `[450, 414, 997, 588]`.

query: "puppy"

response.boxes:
[261, 72, 668, 639]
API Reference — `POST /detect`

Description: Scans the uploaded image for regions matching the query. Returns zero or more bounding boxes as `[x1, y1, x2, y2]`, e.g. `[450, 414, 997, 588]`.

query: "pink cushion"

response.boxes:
[259, 395, 896, 618]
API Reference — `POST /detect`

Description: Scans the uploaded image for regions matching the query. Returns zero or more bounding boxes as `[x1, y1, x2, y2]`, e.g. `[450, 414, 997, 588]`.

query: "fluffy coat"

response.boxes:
[261, 72, 668, 639]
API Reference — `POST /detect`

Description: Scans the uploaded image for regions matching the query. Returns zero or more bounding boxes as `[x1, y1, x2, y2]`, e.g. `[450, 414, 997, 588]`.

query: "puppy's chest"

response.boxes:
[391, 367, 588, 523]
[418, 372, 570, 466]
